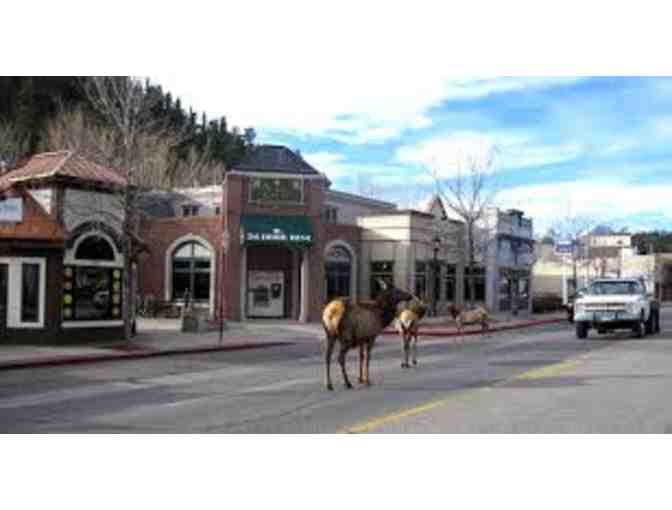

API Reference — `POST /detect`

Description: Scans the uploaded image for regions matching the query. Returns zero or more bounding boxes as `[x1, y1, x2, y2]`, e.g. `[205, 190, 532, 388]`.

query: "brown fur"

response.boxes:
[448, 304, 490, 340]
[322, 282, 413, 390]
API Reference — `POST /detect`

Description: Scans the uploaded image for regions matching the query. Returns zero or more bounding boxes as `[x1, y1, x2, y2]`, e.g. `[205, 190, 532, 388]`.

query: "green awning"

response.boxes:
[239, 215, 314, 246]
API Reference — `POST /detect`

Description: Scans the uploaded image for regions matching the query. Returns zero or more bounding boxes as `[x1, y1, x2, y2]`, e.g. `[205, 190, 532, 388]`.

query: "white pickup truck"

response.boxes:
[573, 278, 660, 339]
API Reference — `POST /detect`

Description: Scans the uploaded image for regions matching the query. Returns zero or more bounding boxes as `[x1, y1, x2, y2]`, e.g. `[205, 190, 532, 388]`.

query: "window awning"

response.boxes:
[239, 215, 314, 247]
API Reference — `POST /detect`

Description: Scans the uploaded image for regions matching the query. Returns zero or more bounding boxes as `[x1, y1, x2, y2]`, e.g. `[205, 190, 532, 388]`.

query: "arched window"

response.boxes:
[172, 241, 211, 301]
[325, 246, 352, 301]
[75, 235, 115, 261]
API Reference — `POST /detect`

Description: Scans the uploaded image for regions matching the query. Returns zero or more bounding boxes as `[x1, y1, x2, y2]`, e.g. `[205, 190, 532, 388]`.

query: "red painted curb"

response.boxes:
[0, 341, 295, 372]
[382, 318, 566, 337]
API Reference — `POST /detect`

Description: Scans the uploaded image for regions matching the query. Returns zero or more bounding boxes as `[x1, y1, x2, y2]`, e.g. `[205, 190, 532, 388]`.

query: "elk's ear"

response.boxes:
[377, 278, 388, 291]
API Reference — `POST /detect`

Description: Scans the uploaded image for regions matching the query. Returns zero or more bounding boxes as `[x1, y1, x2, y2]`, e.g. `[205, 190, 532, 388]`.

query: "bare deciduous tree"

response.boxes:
[549, 213, 596, 296]
[80, 76, 184, 340]
[430, 152, 500, 308]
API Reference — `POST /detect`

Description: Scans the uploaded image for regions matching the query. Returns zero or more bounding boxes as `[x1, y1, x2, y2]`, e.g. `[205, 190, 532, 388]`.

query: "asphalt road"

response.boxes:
[2, 313, 672, 433]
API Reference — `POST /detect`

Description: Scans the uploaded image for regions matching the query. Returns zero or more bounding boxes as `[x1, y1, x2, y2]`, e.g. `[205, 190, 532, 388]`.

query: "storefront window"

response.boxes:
[0, 257, 46, 328]
[464, 266, 486, 302]
[445, 264, 456, 302]
[326, 246, 351, 301]
[370, 261, 394, 299]
[414, 262, 427, 299]
[63, 266, 122, 321]
[21, 264, 40, 323]
[172, 241, 211, 301]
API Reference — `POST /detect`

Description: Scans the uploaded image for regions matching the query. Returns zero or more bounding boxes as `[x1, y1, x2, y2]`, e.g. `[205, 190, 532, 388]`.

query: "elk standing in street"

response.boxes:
[448, 304, 490, 341]
[397, 297, 428, 368]
[322, 280, 413, 391]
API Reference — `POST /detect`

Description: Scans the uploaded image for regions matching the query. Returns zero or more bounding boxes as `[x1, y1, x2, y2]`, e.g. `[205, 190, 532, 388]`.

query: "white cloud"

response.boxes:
[396, 131, 583, 177]
[302, 151, 348, 180]
[498, 180, 672, 234]
[152, 61, 580, 145]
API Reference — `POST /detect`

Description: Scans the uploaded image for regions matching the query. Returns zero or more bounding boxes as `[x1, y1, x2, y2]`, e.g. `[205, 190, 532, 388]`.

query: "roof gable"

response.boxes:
[233, 145, 319, 175]
[0, 151, 127, 190]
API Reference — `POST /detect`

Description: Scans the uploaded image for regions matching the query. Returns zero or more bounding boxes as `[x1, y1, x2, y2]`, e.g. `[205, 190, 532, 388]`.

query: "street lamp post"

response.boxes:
[432, 235, 441, 317]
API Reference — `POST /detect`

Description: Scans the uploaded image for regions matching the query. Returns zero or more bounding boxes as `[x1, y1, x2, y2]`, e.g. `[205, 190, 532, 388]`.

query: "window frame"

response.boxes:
[0, 257, 47, 329]
[62, 231, 125, 328]
[171, 241, 212, 302]
[249, 176, 305, 205]
[370, 261, 394, 299]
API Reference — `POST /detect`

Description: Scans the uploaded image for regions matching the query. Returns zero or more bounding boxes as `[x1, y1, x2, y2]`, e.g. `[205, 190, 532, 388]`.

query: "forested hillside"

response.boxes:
[0, 76, 255, 187]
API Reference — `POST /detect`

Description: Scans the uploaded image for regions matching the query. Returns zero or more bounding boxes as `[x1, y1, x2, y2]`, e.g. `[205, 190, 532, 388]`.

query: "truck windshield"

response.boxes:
[589, 281, 641, 295]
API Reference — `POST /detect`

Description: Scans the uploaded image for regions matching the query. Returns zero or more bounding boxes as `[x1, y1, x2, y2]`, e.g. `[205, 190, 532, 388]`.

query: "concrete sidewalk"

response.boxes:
[0, 312, 567, 371]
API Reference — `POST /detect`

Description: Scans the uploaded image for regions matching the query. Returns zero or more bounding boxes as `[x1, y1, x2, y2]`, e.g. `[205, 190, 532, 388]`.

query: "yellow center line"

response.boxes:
[340, 352, 594, 434]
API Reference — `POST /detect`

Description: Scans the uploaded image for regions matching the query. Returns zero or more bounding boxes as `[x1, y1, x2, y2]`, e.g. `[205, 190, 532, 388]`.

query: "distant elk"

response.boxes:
[396, 296, 428, 368]
[321, 279, 413, 391]
[448, 304, 490, 340]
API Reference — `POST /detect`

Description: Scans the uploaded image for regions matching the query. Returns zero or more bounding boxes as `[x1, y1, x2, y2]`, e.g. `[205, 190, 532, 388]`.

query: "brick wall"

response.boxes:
[139, 216, 221, 315]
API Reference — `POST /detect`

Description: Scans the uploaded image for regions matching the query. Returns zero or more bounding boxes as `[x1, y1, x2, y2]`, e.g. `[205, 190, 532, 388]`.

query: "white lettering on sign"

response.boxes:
[0, 198, 23, 222]
[245, 231, 312, 243]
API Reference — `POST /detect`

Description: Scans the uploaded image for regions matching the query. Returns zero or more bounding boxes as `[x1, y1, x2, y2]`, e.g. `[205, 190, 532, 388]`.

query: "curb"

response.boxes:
[382, 318, 567, 337]
[0, 341, 295, 372]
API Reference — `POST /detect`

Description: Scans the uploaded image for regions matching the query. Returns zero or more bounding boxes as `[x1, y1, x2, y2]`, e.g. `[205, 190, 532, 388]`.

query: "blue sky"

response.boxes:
[156, 75, 672, 235]
[8, 1, 671, 237]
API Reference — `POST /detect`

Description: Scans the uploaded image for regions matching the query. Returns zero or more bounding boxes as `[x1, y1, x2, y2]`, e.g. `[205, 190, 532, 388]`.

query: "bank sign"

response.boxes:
[242, 227, 312, 244]
[0, 198, 23, 222]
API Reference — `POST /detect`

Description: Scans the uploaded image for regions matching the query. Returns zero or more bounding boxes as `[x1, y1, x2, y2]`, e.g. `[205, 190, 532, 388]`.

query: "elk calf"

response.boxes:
[396, 298, 427, 368]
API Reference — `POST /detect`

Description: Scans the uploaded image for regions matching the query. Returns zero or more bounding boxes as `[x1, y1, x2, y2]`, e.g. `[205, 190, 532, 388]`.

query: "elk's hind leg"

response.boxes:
[411, 330, 418, 366]
[324, 335, 336, 391]
[358, 344, 366, 383]
[338, 345, 353, 389]
[363, 338, 375, 385]
[401, 332, 410, 368]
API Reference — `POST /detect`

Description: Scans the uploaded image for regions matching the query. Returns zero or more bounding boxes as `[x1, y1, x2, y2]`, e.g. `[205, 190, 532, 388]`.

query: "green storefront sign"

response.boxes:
[239, 215, 313, 247]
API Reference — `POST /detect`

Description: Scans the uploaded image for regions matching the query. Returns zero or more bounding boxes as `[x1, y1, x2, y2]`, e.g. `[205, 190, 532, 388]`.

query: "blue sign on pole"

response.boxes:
[555, 240, 574, 255]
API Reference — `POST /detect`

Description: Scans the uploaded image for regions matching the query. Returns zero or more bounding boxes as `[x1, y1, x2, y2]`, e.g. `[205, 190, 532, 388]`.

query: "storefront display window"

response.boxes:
[63, 266, 122, 321]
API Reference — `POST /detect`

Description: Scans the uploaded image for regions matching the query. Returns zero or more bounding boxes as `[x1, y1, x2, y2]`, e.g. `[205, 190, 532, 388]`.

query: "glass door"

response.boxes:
[0, 264, 7, 338]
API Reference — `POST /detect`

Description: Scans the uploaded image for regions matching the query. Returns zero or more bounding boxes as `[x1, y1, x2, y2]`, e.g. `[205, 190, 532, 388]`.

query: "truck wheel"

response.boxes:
[646, 312, 655, 335]
[633, 317, 645, 339]
[576, 322, 588, 339]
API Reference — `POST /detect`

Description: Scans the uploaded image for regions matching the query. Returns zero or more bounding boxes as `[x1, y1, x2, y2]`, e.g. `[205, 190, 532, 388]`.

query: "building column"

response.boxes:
[299, 249, 310, 323]
[240, 246, 247, 321]
[292, 249, 300, 320]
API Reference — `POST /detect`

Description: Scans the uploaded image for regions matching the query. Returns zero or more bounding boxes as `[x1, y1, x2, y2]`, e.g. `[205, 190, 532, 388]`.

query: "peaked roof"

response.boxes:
[422, 194, 448, 220]
[0, 187, 66, 244]
[233, 145, 320, 175]
[0, 151, 127, 191]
